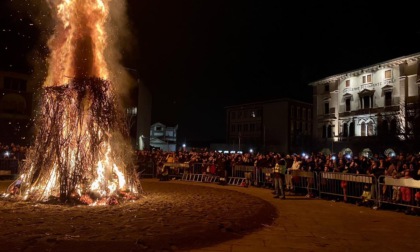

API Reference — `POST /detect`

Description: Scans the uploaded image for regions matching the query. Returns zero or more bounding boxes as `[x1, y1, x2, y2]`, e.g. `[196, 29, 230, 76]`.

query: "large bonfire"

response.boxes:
[6, 0, 140, 205]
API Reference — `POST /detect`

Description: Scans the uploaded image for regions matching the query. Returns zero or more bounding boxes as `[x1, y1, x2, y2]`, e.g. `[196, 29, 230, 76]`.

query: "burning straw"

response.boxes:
[7, 77, 140, 205]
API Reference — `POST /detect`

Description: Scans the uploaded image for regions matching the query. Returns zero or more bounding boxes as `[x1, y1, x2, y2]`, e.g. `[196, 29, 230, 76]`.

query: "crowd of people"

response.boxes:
[0, 142, 28, 161]
[2, 141, 420, 214]
[135, 148, 420, 214]
[136, 148, 420, 181]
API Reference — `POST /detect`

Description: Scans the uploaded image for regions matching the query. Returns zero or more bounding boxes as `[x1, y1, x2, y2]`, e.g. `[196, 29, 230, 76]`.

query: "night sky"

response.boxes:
[1, 1, 420, 145]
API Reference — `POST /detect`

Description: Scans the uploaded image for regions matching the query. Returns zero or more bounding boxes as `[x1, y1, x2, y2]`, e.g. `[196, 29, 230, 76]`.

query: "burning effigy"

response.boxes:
[4, 0, 140, 205]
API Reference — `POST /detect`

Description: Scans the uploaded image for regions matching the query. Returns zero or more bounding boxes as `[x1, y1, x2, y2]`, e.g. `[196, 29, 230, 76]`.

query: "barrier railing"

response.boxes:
[377, 175, 420, 210]
[150, 162, 420, 213]
[0, 158, 19, 179]
[318, 172, 374, 203]
[138, 161, 156, 178]
[163, 162, 190, 179]
[254, 167, 274, 187]
[285, 170, 318, 196]
[232, 165, 254, 186]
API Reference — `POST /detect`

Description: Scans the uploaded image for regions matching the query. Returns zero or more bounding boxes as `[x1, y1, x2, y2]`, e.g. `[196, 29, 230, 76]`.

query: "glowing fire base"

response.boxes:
[9, 77, 139, 205]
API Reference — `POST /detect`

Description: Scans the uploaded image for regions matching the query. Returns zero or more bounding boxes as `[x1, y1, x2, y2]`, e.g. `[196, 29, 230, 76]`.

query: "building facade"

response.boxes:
[310, 52, 420, 155]
[149, 122, 178, 152]
[0, 71, 36, 145]
[135, 79, 152, 150]
[225, 98, 313, 154]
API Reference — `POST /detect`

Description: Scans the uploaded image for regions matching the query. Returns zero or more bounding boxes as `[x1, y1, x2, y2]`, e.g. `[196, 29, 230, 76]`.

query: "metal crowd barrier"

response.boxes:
[163, 162, 190, 179]
[181, 171, 220, 183]
[159, 162, 420, 211]
[0, 158, 19, 179]
[318, 172, 374, 202]
[377, 175, 420, 210]
[232, 165, 254, 186]
[138, 161, 156, 178]
[254, 167, 274, 187]
[285, 170, 318, 196]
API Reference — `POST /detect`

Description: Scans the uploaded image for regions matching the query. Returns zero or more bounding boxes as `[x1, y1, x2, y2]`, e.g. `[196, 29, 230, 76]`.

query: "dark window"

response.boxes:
[4, 77, 27, 92]
[349, 122, 355, 137]
[379, 120, 388, 136]
[324, 84, 330, 92]
[327, 125, 332, 138]
[390, 119, 397, 135]
[324, 103, 329, 114]
[345, 99, 351, 112]
[385, 92, 392, 106]
[250, 124, 255, 132]
[343, 123, 348, 137]
[363, 96, 371, 108]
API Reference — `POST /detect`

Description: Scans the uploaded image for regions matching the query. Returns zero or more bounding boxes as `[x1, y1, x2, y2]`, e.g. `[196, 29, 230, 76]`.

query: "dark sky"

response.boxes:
[1, 1, 420, 145]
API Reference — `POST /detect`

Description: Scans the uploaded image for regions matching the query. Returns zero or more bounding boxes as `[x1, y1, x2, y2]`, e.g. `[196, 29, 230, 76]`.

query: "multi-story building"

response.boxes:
[135, 79, 152, 150]
[310, 52, 420, 155]
[225, 98, 313, 154]
[0, 71, 36, 145]
[149, 122, 178, 151]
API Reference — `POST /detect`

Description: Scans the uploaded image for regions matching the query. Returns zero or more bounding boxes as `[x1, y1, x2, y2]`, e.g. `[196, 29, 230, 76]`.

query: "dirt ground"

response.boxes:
[0, 179, 276, 252]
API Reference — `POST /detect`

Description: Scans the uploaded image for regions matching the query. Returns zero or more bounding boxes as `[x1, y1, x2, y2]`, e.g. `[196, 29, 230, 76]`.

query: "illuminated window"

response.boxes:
[385, 70, 392, 79]
[361, 122, 366, 136]
[362, 74, 372, 84]
[367, 122, 374, 136]
[345, 80, 350, 87]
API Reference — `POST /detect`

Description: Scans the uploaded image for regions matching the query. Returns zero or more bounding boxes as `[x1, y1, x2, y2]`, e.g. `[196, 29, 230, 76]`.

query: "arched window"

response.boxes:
[361, 122, 366, 136]
[327, 125, 332, 138]
[390, 119, 397, 135]
[342, 123, 348, 137]
[349, 122, 355, 137]
[379, 120, 388, 136]
[367, 121, 374, 136]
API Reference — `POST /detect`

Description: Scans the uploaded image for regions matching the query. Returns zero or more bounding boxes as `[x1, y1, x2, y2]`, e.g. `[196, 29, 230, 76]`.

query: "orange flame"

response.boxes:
[45, 0, 110, 86]
[5, 0, 139, 205]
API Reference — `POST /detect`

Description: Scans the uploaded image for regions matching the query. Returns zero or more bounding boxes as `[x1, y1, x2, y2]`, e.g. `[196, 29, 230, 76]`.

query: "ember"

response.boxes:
[4, 0, 140, 205]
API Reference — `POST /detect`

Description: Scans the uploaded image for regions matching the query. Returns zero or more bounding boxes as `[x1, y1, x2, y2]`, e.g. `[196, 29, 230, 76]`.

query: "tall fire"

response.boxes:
[6, 0, 140, 205]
